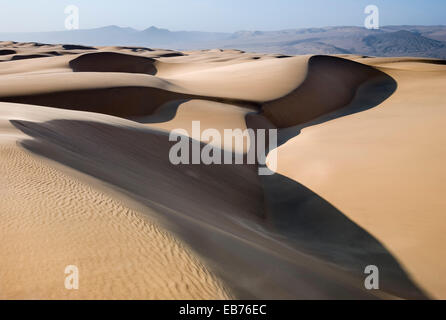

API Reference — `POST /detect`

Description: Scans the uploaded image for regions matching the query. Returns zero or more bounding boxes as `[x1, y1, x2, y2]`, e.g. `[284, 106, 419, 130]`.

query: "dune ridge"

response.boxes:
[262, 55, 395, 127]
[0, 41, 445, 299]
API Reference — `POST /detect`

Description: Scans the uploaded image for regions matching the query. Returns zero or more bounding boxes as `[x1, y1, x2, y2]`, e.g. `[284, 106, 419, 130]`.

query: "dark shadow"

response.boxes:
[156, 52, 185, 58]
[10, 118, 428, 299]
[118, 46, 155, 52]
[62, 44, 97, 50]
[260, 172, 428, 299]
[11, 54, 50, 61]
[415, 59, 446, 65]
[68, 51, 186, 75]
[128, 99, 186, 124]
[263, 56, 398, 129]
[69, 52, 157, 75]
[2, 87, 193, 118]
[245, 64, 427, 298]
[0, 89, 259, 119]
[21, 42, 47, 47]
[272, 61, 398, 147]
[0, 49, 16, 55]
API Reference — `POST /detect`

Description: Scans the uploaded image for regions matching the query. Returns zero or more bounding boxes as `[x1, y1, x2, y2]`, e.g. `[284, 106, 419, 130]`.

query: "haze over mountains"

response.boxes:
[1, 25, 446, 58]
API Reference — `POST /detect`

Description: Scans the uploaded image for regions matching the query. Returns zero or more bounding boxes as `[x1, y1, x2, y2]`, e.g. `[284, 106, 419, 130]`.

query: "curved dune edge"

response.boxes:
[0, 141, 231, 300]
[1, 101, 391, 300]
[262, 55, 391, 128]
[9, 118, 386, 300]
[69, 52, 157, 75]
[0, 71, 261, 118]
[268, 60, 446, 299]
[158, 55, 310, 102]
[139, 99, 253, 153]
[0, 50, 311, 108]
[0, 42, 445, 299]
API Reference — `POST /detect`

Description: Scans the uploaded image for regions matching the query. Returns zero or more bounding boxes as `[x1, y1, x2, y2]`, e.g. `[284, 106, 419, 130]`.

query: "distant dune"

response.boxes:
[1, 25, 446, 58]
[0, 40, 445, 299]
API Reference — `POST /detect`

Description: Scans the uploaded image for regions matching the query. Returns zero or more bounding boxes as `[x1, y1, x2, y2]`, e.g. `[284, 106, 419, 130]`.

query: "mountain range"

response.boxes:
[1, 25, 446, 58]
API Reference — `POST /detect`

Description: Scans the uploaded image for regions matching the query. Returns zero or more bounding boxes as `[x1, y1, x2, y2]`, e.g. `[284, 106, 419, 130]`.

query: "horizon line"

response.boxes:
[1, 23, 446, 34]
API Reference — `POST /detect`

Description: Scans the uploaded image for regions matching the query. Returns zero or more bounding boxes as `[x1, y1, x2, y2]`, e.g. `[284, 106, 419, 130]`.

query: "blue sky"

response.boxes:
[0, 0, 445, 32]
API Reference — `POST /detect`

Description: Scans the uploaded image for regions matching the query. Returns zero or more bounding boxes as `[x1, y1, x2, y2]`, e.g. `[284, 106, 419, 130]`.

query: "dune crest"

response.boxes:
[0, 142, 231, 299]
[262, 55, 396, 127]
[0, 41, 445, 299]
[69, 51, 157, 75]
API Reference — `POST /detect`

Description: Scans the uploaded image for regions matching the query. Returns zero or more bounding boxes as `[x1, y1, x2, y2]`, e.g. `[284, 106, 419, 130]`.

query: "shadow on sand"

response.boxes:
[249, 65, 428, 298]
[275, 71, 399, 146]
[10, 106, 427, 299]
[5, 49, 430, 300]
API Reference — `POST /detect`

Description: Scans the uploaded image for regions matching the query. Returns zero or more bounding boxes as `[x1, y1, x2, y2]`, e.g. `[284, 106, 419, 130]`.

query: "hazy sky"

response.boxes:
[0, 0, 445, 33]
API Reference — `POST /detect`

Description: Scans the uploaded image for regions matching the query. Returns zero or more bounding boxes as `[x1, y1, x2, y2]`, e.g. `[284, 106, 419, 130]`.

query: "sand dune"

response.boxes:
[0, 41, 445, 299]
[0, 142, 230, 300]
[263, 55, 396, 127]
[69, 52, 157, 74]
[269, 59, 446, 298]
[138, 99, 253, 152]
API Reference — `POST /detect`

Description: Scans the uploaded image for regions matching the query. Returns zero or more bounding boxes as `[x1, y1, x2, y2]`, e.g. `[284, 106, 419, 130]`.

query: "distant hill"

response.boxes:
[1, 25, 446, 58]
[363, 30, 446, 57]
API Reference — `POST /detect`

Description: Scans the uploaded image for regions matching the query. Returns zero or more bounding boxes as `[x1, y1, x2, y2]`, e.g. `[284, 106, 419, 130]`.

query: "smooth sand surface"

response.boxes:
[0, 141, 230, 300]
[0, 41, 445, 299]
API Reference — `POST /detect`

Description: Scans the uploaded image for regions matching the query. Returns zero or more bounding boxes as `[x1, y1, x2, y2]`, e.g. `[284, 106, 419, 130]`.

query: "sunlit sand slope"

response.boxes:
[0, 41, 445, 299]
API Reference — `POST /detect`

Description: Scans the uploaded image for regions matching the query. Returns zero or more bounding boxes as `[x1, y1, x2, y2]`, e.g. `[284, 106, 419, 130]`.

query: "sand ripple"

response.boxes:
[0, 144, 231, 299]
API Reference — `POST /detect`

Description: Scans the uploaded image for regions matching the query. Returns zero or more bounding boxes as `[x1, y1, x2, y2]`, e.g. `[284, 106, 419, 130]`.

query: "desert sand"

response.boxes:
[0, 41, 445, 299]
